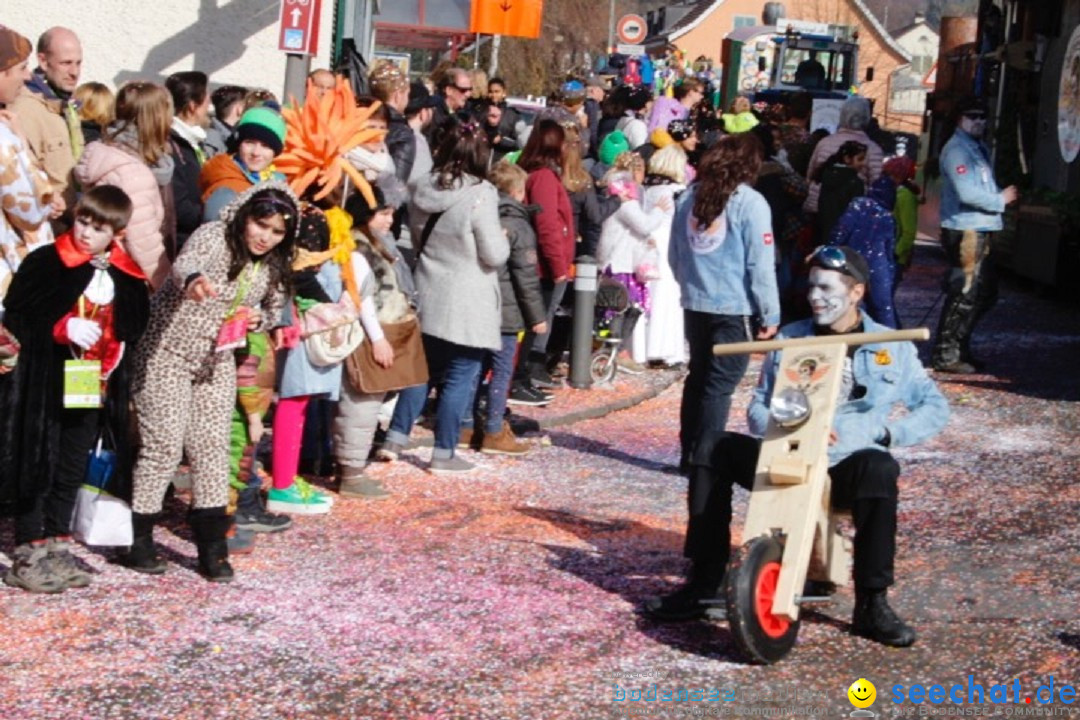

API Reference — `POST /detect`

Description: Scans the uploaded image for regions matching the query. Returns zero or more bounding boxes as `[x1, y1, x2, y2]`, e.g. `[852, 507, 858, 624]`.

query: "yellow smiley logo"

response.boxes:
[874, 349, 892, 366]
[848, 678, 877, 709]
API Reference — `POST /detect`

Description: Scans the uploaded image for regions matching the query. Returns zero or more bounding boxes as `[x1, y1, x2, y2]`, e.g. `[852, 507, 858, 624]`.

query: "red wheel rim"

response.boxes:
[754, 561, 791, 638]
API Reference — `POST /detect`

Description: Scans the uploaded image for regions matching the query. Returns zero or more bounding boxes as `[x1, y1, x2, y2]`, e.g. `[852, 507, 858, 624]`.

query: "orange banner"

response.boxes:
[469, 0, 543, 39]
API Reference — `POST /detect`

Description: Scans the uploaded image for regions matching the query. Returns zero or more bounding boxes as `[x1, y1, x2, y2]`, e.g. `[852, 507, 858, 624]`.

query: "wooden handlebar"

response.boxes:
[713, 328, 930, 356]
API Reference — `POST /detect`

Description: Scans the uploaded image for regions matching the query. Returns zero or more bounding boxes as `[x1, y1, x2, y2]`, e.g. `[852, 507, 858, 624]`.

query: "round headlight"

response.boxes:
[770, 387, 811, 428]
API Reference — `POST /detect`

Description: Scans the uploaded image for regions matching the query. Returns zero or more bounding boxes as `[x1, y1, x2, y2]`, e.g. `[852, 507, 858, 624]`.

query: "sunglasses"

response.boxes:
[453, 85, 473, 93]
[808, 245, 854, 276]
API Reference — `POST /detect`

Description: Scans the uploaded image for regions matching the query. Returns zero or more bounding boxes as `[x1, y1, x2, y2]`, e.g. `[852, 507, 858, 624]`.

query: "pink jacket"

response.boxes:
[76, 141, 168, 289]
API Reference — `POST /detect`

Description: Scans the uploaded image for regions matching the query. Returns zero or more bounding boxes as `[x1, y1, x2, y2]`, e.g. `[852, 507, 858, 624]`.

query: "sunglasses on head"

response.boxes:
[808, 245, 851, 273]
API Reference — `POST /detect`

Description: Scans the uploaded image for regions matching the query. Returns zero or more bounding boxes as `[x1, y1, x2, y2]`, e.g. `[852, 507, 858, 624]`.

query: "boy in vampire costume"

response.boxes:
[0, 185, 149, 593]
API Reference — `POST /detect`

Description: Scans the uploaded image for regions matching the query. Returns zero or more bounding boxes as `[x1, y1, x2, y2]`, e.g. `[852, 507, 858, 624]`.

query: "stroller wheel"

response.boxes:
[590, 351, 617, 384]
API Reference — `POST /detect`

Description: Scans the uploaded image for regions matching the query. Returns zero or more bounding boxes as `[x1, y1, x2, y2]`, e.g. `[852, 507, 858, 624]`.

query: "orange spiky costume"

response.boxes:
[276, 77, 387, 208]
[276, 77, 389, 307]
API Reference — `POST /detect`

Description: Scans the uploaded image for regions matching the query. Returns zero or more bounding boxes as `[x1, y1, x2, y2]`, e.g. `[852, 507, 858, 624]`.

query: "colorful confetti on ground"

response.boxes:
[1, 242, 1077, 719]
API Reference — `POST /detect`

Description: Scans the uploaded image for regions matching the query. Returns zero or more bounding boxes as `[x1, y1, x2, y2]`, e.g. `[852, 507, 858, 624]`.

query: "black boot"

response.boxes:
[118, 512, 167, 575]
[642, 561, 726, 621]
[851, 588, 916, 647]
[188, 507, 235, 583]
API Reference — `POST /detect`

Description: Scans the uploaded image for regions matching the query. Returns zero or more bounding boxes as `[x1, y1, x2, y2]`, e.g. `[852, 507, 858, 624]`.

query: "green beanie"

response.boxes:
[599, 130, 630, 166]
[234, 107, 287, 155]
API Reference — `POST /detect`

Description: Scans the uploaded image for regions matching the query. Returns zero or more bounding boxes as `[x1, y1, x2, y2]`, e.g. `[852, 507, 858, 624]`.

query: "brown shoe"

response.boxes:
[480, 422, 530, 455]
[458, 426, 477, 450]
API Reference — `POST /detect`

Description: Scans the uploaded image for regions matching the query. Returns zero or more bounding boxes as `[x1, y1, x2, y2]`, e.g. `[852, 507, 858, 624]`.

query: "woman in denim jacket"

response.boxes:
[668, 133, 781, 472]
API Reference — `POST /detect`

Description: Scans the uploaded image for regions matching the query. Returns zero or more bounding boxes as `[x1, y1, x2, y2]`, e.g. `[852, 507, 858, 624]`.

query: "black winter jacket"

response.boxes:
[168, 133, 205, 256]
[497, 194, 546, 334]
[386, 107, 416, 184]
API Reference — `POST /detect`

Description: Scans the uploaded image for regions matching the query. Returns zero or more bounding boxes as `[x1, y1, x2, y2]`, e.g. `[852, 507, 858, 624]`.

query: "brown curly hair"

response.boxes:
[692, 133, 763, 228]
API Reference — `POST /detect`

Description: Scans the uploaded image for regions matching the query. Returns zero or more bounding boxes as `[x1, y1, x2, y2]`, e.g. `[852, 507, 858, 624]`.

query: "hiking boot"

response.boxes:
[374, 440, 406, 462]
[46, 536, 92, 588]
[480, 422, 530, 456]
[507, 382, 552, 407]
[933, 360, 977, 375]
[428, 455, 476, 475]
[338, 469, 391, 500]
[266, 479, 332, 515]
[851, 589, 917, 647]
[4, 542, 66, 594]
[226, 525, 256, 555]
[118, 512, 167, 575]
[642, 562, 725, 622]
[234, 508, 292, 533]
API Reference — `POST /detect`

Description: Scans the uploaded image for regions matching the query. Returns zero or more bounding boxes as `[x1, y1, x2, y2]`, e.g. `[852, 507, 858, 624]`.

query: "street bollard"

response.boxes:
[569, 256, 598, 389]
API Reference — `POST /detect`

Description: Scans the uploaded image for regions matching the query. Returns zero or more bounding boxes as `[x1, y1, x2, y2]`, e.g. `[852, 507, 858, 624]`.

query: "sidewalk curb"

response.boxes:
[536, 369, 683, 430]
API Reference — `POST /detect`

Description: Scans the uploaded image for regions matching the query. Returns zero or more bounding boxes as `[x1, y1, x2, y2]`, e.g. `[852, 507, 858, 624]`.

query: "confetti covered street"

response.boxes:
[1, 241, 1078, 719]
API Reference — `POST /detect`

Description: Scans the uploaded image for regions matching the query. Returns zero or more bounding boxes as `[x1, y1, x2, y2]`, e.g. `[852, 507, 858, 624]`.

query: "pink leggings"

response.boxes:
[272, 396, 310, 490]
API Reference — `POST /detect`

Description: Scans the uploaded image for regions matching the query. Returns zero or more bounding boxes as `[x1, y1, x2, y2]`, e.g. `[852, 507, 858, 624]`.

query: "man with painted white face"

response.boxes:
[932, 97, 1017, 374]
[645, 246, 949, 649]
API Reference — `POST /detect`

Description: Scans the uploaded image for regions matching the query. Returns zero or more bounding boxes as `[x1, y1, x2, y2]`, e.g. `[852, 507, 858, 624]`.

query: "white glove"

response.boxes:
[66, 317, 103, 350]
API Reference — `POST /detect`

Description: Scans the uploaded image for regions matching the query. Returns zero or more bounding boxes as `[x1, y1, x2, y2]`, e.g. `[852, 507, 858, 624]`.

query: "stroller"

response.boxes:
[590, 277, 633, 383]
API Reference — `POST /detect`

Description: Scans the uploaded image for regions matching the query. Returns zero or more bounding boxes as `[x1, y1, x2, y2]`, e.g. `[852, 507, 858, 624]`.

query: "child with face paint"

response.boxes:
[932, 97, 1018, 374]
[646, 246, 950, 652]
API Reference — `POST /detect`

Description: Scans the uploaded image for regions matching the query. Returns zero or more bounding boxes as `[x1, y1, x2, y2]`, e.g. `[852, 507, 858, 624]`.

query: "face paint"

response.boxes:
[807, 267, 855, 327]
[960, 116, 986, 138]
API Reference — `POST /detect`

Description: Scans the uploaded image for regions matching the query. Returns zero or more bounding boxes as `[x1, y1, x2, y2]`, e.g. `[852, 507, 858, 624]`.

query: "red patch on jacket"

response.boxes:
[956, 165, 967, 175]
[763, 232, 774, 245]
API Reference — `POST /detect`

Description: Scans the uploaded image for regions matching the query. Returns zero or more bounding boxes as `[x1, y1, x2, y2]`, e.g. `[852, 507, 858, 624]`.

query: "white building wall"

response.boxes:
[4, 0, 337, 97]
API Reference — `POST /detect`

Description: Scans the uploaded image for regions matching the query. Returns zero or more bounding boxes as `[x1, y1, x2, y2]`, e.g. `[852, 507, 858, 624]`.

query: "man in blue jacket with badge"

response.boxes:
[933, 97, 1017, 374]
[645, 247, 949, 648]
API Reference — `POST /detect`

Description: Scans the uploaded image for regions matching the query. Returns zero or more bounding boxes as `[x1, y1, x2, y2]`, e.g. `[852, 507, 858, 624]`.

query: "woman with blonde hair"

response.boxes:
[74, 82, 114, 145]
[76, 81, 174, 288]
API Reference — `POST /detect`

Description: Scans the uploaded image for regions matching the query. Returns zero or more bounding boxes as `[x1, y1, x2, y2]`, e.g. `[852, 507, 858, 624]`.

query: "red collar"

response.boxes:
[55, 232, 146, 280]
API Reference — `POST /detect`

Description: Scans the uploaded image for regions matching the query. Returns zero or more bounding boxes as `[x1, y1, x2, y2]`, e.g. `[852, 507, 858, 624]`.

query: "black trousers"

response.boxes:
[679, 311, 752, 466]
[684, 433, 900, 590]
[933, 228, 997, 366]
[15, 409, 100, 545]
[514, 279, 567, 382]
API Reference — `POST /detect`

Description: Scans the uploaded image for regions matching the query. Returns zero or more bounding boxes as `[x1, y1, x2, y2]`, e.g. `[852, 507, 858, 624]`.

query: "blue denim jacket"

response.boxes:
[939, 130, 1004, 232]
[748, 315, 950, 465]
[668, 184, 781, 327]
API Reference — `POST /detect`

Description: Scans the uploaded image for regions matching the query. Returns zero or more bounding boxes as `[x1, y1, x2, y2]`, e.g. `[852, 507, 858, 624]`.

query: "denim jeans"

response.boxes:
[385, 383, 437, 447]
[388, 334, 485, 456]
[679, 311, 752, 466]
[463, 333, 520, 434]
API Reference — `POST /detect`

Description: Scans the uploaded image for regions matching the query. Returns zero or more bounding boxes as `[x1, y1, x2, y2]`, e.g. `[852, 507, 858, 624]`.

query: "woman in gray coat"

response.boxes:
[382, 121, 509, 474]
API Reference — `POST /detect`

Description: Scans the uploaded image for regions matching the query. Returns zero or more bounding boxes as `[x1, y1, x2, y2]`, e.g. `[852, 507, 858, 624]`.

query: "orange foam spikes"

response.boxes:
[290, 166, 321, 198]
[338, 158, 376, 208]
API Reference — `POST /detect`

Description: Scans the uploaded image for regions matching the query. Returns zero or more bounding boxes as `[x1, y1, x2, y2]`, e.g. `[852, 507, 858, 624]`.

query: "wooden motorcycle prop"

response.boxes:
[712, 328, 928, 664]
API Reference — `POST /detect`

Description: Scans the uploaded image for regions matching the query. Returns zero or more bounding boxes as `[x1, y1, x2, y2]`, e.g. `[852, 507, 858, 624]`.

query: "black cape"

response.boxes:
[0, 244, 150, 508]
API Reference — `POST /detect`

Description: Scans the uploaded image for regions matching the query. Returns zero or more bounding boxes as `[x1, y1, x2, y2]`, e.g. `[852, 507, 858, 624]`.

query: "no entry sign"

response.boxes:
[278, 0, 322, 55]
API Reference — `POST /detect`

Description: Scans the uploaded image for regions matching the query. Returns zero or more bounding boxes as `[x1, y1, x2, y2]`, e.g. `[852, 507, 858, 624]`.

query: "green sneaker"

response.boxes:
[292, 476, 335, 505]
[266, 480, 332, 515]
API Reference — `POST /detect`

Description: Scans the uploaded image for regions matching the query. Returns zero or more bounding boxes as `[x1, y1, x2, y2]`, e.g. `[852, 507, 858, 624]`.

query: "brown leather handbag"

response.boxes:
[345, 314, 429, 394]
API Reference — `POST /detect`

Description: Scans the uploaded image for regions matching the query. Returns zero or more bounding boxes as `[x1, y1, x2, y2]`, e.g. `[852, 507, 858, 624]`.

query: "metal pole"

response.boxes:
[991, 0, 1014, 166]
[489, 33, 501, 77]
[283, 54, 312, 106]
[607, 0, 616, 53]
[569, 256, 598, 389]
